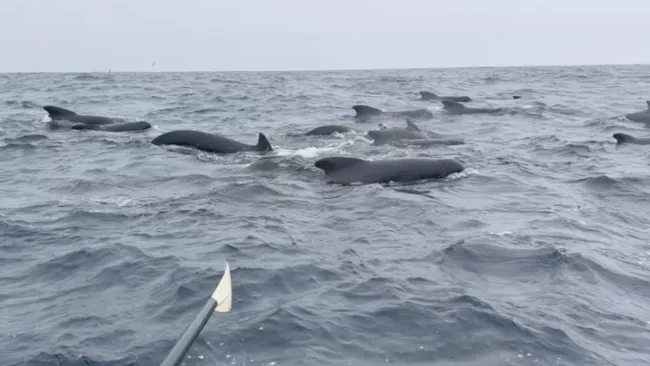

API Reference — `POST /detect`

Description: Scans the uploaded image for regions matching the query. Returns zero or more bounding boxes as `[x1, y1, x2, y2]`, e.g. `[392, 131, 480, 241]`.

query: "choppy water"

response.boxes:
[2, 65, 650, 366]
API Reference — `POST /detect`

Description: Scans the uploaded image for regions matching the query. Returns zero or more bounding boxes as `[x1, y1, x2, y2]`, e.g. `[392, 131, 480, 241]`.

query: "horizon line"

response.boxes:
[1, 61, 648, 74]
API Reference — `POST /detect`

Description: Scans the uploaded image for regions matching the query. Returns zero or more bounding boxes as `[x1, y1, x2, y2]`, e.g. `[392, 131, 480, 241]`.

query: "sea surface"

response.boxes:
[1, 65, 650, 366]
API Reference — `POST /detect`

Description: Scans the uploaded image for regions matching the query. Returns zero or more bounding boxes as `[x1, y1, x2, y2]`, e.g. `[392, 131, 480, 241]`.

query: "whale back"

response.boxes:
[441, 96, 472, 103]
[305, 125, 352, 136]
[613, 132, 635, 145]
[441, 100, 465, 111]
[419, 91, 437, 100]
[101, 121, 152, 132]
[71, 124, 100, 131]
[646, 100, 650, 109]
[314, 157, 366, 175]
[255, 133, 273, 152]
[44, 106, 77, 119]
[352, 105, 383, 117]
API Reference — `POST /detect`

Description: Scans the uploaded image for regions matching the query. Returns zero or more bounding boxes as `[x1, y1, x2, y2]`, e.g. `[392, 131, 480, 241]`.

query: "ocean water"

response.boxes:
[1, 65, 650, 366]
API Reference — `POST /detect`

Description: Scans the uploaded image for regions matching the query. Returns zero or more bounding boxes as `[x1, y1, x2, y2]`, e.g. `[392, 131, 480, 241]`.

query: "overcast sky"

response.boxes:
[1, 0, 648, 72]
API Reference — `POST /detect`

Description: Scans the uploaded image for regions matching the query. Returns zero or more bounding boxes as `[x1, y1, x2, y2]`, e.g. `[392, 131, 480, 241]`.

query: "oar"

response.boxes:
[160, 262, 232, 366]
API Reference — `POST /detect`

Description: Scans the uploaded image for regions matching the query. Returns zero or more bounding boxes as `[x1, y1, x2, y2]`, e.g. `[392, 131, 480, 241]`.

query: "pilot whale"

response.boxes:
[441, 100, 504, 115]
[315, 156, 465, 185]
[366, 120, 439, 145]
[304, 125, 354, 136]
[151, 130, 273, 154]
[612, 132, 650, 145]
[418, 91, 472, 103]
[390, 138, 465, 147]
[71, 121, 152, 132]
[624, 101, 650, 123]
[43, 106, 125, 125]
[352, 105, 434, 121]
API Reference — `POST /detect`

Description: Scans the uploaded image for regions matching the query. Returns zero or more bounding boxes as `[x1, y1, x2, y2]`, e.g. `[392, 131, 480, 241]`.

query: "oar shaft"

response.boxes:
[160, 298, 218, 366]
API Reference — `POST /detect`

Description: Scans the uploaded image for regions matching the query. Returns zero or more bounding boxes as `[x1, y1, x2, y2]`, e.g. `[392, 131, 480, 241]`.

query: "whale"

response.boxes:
[441, 100, 504, 115]
[612, 132, 650, 145]
[314, 156, 465, 185]
[43, 106, 125, 125]
[366, 120, 439, 145]
[305, 125, 354, 136]
[624, 101, 650, 123]
[71, 121, 152, 132]
[419, 91, 472, 103]
[390, 138, 465, 147]
[352, 105, 434, 121]
[378, 120, 442, 138]
[151, 130, 273, 154]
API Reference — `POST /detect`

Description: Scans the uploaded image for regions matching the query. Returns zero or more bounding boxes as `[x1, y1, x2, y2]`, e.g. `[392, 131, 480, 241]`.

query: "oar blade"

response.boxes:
[213, 262, 232, 313]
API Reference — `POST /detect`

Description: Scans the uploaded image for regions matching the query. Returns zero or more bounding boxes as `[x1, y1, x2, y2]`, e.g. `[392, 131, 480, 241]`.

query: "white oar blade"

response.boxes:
[212, 262, 232, 313]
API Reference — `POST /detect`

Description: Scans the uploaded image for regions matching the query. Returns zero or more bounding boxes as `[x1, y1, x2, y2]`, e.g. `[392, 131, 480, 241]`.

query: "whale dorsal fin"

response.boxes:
[43, 105, 77, 118]
[352, 105, 383, 116]
[405, 119, 421, 132]
[613, 132, 635, 145]
[646, 100, 650, 109]
[314, 157, 365, 174]
[420, 91, 437, 99]
[255, 133, 273, 152]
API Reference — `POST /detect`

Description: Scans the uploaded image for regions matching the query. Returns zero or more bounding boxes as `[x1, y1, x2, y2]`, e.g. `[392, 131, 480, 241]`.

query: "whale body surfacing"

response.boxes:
[613, 132, 650, 145]
[419, 91, 472, 103]
[625, 101, 650, 123]
[441, 100, 504, 115]
[151, 130, 273, 154]
[314, 156, 464, 184]
[352, 105, 434, 121]
[43, 106, 123, 125]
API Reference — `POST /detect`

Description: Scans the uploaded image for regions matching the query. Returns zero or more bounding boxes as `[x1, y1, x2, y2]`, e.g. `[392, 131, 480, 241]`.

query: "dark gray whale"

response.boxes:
[151, 130, 273, 154]
[366, 120, 438, 145]
[613, 132, 650, 145]
[352, 105, 434, 121]
[314, 156, 464, 184]
[305, 125, 353, 136]
[72, 121, 152, 132]
[391, 138, 465, 147]
[43, 106, 124, 125]
[441, 100, 504, 115]
[419, 91, 472, 103]
[624, 101, 650, 123]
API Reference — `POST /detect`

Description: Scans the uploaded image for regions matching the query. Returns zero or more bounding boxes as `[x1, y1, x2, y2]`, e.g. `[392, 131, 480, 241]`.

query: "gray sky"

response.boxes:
[2, 0, 648, 72]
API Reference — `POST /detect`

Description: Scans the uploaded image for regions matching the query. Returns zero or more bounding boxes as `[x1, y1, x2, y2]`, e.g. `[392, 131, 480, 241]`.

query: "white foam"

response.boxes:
[447, 167, 478, 180]
[274, 137, 366, 158]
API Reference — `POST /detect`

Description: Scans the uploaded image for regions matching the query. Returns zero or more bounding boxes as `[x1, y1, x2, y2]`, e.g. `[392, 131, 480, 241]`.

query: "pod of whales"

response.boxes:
[314, 156, 464, 184]
[624, 101, 650, 123]
[151, 130, 273, 154]
[419, 91, 472, 103]
[44, 106, 125, 125]
[72, 121, 152, 132]
[32, 89, 650, 197]
[441, 100, 504, 115]
[352, 105, 434, 121]
[304, 125, 353, 136]
[612, 132, 650, 145]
